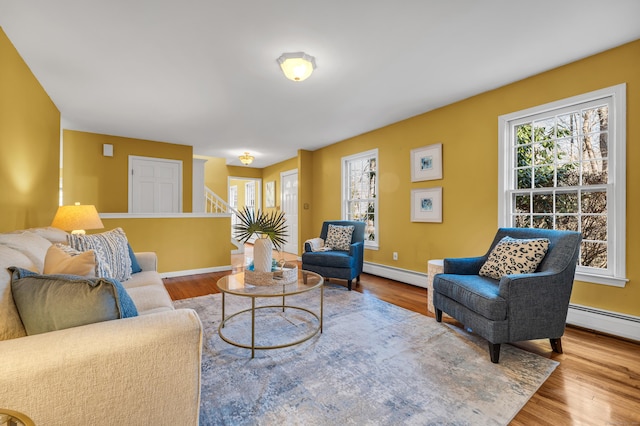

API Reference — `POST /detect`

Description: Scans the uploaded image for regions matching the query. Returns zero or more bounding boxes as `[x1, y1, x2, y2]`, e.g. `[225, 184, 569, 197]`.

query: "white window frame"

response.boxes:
[498, 84, 627, 287]
[341, 149, 379, 249]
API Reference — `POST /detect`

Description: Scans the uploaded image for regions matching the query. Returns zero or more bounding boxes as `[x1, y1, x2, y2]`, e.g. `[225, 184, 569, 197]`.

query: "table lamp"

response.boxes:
[51, 203, 104, 235]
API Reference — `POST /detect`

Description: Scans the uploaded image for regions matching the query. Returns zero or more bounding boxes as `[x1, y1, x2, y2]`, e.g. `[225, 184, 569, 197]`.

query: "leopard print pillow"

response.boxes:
[479, 236, 550, 280]
[325, 224, 355, 251]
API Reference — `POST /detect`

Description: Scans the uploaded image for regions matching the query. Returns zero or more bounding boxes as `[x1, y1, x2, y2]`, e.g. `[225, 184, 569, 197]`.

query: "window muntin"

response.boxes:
[499, 84, 626, 286]
[342, 149, 378, 248]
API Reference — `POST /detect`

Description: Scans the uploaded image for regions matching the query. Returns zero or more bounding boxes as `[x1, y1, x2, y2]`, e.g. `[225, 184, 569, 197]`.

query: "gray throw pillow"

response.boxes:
[9, 267, 138, 336]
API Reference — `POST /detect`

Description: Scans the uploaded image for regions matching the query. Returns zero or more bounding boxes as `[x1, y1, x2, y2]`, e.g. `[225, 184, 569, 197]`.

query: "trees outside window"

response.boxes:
[499, 84, 626, 287]
[342, 149, 378, 248]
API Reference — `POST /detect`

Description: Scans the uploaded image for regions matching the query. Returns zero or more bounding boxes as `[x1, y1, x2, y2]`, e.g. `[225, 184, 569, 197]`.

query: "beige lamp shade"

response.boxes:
[51, 204, 104, 234]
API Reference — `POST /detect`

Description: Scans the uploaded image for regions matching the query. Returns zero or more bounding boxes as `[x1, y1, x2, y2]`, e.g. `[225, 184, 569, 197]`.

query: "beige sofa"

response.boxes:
[0, 228, 202, 425]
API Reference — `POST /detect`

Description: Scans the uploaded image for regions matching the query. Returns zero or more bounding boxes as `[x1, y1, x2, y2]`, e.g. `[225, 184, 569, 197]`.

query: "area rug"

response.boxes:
[173, 284, 558, 425]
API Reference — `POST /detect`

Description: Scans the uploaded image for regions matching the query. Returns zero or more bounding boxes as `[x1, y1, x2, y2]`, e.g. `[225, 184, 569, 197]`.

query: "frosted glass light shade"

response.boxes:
[51, 204, 104, 234]
[277, 52, 316, 82]
[239, 152, 254, 165]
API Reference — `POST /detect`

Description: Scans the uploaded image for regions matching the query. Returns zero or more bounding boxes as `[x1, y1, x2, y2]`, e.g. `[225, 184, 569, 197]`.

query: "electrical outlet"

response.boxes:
[393, 252, 398, 261]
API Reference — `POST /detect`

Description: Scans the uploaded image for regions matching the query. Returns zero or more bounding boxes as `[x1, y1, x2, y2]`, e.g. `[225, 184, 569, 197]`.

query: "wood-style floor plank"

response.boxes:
[163, 249, 640, 425]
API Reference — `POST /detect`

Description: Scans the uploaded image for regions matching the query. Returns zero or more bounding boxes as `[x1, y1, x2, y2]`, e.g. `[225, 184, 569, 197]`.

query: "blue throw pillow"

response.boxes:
[9, 267, 138, 335]
[128, 243, 142, 274]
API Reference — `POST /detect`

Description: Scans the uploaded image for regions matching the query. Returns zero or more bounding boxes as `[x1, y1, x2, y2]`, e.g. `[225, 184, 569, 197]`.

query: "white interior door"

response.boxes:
[281, 169, 298, 254]
[245, 182, 255, 211]
[129, 156, 182, 213]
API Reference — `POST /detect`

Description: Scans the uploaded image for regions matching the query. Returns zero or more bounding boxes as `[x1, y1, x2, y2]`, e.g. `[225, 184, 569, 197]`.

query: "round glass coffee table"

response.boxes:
[216, 270, 324, 358]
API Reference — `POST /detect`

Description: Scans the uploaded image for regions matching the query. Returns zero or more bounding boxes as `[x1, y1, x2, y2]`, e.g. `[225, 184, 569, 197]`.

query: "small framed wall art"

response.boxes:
[265, 181, 276, 208]
[411, 187, 442, 222]
[410, 143, 442, 182]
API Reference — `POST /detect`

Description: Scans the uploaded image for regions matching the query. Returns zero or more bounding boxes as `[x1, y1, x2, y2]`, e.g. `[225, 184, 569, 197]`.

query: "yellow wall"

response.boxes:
[199, 155, 228, 197]
[100, 217, 232, 273]
[228, 165, 262, 179]
[3, 22, 638, 316]
[310, 39, 640, 316]
[0, 28, 60, 232]
[62, 130, 193, 213]
[262, 157, 298, 212]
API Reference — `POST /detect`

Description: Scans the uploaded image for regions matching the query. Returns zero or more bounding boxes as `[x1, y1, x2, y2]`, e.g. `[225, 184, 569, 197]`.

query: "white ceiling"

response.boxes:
[1, 1, 639, 168]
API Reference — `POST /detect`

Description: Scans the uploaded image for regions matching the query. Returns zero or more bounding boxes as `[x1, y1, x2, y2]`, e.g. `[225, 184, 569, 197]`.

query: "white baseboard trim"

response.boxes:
[161, 265, 232, 279]
[363, 262, 427, 288]
[567, 304, 640, 342]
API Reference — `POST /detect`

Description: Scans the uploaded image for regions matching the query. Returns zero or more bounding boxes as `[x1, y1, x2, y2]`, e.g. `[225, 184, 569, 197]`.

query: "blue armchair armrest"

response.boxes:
[498, 271, 574, 341]
[443, 256, 486, 275]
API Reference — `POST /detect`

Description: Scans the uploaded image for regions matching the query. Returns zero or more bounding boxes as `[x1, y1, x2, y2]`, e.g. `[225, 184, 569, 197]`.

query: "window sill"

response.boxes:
[574, 272, 628, 288]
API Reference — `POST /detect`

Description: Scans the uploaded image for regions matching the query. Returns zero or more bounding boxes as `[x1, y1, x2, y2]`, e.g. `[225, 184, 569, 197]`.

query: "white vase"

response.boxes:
[253, 238, 273, 272]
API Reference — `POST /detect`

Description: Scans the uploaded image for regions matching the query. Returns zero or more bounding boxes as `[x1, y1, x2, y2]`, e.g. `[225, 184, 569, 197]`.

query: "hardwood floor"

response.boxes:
[163, 248, 640, 425]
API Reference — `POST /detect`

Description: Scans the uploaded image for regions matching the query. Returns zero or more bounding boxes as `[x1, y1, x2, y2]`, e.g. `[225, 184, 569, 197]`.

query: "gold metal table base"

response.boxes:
[218, 281, 324, 358]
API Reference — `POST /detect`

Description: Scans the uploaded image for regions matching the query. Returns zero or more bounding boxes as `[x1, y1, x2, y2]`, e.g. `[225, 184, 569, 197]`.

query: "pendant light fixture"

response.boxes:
[239, 152, 254, 166]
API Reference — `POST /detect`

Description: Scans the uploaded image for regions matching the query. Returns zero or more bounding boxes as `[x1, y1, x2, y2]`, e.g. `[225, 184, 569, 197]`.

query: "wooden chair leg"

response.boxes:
[435, 309, 443, 322]
[347, 280, 352, 291]
[489, 342, 501, 363]
[550, 338, 563, 354]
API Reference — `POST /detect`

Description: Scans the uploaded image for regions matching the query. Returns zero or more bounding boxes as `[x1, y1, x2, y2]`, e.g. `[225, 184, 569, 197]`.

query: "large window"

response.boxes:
[498, 84, 626, 287]
[342, 149, 378, 248]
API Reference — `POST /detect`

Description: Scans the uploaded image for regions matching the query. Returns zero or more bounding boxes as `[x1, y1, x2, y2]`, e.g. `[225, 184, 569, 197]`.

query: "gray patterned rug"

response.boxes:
[173, 284, 558, 425]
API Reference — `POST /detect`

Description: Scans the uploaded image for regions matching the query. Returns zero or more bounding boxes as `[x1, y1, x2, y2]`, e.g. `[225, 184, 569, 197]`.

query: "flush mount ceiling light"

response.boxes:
[239, 152, 254, 166]
[277, 52, 316, 82]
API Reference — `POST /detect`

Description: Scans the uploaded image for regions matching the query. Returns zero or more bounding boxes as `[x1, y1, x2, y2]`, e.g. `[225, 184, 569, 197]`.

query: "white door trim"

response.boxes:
[280, 168, 298, 255]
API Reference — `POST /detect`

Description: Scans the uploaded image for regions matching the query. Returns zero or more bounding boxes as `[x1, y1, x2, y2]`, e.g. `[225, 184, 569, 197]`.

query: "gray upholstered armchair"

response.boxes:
[433, 227, 582, 363]
[302, 221, 366, 291]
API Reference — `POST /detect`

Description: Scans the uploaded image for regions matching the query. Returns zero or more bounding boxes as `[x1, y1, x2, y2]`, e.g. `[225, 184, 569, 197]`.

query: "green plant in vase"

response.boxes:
[234, 207, 288, 272]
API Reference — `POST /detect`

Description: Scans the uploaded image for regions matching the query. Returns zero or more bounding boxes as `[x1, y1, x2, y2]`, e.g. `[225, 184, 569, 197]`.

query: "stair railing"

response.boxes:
[204, 187, 244, 253]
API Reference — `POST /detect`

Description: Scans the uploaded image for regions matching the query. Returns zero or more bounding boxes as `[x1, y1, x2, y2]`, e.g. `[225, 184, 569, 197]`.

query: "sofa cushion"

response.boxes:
[0, 246, 33, 340]
[302, 250, 355, 268]
[479, 236, 550, 280]
[0, 231, 52, 273]
[127, 285, 175, 314]
[121, 270, 164, 289]
[43, 244, 97, 277]
[325, 224, 354, 251]
[433, 274, 507, 321]
[24, 226, 70, 244]
[9, 267, 138, 336]
[67, 227, 132, 282]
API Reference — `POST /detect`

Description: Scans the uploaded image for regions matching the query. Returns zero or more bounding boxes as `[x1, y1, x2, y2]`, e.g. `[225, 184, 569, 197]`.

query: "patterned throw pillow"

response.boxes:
[325, 224, 355, 251]
[67, 228, 132, 282]
[479, 236, 550, 280]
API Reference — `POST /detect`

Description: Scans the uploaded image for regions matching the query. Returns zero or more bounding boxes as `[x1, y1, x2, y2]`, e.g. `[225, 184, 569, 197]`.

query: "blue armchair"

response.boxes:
[433, 228, 582, 363]
[302, 221, 366, 291]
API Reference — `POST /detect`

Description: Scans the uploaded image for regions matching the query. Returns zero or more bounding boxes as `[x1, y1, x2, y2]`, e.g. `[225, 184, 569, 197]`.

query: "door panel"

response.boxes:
[129, 156, 182, 213]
